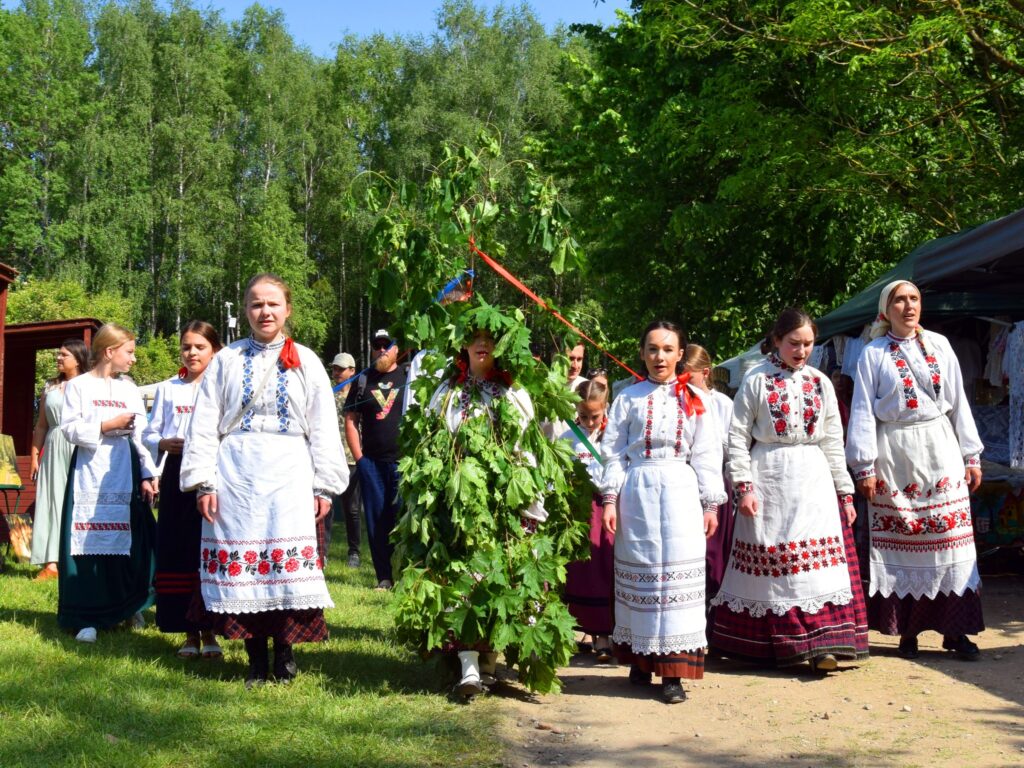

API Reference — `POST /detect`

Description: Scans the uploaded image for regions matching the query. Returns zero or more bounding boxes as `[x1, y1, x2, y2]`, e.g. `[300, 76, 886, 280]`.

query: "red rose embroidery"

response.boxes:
[217, 550, 229, 564]
[285, 558, 299, 573]
[207, 561, 218, 574]
[907, 399, 918, 409]
[244, 550, 258, 564]
[774, 419, 787, 434]
[802, 381, 813, 393]
[803, 408, 815, 421]
[931, 374, 940, 384]
[202, 548, 210, 560]
[257, 561, 271, 575]
[781, 402, 791, 414]
[903, 377, 913, 387]
[301, 545, 315, 560]
[271, 548, 284, 563]
[768, 392, 780, 405]
[895, 359, 906, 368]
[228, 562, 242, 577]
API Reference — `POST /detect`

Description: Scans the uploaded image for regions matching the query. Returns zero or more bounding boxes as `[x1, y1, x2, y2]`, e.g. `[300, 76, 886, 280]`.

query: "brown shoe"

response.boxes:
[35, 567, 58, 581]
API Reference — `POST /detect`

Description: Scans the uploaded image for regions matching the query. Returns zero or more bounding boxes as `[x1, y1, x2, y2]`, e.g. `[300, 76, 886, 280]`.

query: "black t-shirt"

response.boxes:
[343, 366, 406, 461]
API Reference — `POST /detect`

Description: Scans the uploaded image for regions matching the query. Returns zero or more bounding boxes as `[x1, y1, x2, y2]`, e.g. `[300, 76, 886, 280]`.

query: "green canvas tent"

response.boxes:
[816, 206, 1024, 340]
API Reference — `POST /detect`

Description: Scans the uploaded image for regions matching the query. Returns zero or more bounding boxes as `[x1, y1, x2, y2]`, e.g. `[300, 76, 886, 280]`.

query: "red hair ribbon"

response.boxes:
[675, 372, 705, 417]
[177, 366, 188, 379]
[280, 338, 301, 370]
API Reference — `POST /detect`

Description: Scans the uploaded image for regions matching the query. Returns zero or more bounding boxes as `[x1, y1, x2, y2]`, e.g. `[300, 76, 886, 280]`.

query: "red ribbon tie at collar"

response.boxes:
[674, 372, 705, 417]
[280, 338, 301, 370]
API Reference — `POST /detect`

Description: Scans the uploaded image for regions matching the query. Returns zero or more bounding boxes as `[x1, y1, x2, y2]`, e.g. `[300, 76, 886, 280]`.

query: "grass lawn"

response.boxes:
[0, 538, 506, 768]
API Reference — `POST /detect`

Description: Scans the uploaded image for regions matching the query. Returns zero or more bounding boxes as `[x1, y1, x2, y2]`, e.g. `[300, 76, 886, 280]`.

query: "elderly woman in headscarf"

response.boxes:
[846, 280, 985, 661]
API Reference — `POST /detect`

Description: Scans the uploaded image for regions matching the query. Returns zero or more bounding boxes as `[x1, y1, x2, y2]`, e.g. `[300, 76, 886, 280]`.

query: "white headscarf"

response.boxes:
[868, 279, 930, 353]
[869, 279, 916, 339]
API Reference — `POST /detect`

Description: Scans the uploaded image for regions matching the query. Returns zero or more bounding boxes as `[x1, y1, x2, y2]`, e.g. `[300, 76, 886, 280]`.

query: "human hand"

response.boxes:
[314, 496, 331, 521]
[855, 477, 876, 501]
[159, 437, 185, 455]
[703, 511, 719, 538]
[965, 466, 982, 493]
[141, 478, 158, 505]
[843, 503, 856, 526]
[602, 503, 617, 535]
[738, 492, 759, 517]
[103, 412, 136, 434]
[198, 493, 218, 523]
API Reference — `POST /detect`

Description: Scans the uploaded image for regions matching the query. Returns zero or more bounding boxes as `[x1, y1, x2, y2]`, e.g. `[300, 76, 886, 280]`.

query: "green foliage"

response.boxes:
[362, 136, 592, 693]
[6, 276, 138, 328]
[546, 0, 1024, 358]
[130, 333, 181, 386]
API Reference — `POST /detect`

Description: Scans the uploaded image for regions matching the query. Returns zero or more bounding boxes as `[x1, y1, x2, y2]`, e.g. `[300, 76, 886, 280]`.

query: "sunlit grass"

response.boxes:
[0, 539, 504, 768]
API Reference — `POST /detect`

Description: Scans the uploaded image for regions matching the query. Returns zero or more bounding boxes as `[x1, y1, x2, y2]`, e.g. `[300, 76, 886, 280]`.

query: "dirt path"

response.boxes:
[500, 576, 1024, 768]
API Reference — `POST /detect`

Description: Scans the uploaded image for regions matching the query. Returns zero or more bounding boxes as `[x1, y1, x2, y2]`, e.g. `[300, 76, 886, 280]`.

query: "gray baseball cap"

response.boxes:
[331, 352, 356, 369]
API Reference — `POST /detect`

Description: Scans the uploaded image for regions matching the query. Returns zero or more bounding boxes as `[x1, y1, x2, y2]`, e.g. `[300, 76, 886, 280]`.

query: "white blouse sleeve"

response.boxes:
[690, 410, 726, 506]
[60, 378, 101, 449]
[845, 346, 880, 479]
[726, 372, 758, 487]
[180, 355, 227, 492]
[302, 351, 349, 495]
[598, 393, 630, 501]
[141, 380, 170, 463]
[127, 385, 158, 479]
[819, 377, 854, 495]
[936, 334, 984, 464]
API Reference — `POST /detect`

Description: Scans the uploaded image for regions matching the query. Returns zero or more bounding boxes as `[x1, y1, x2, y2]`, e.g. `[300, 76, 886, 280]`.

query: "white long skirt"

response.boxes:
[612, 459, 707, 655]
[712, 442, 852, 617]
[199, 432, 334, 614]
[868, 417, 980, 600]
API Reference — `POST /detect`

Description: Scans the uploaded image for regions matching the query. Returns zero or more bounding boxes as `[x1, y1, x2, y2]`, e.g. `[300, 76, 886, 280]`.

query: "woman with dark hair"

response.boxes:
[600, 320, 725, 704]
[846, 281, 984, 661]
[58, 324, 159, 643]
[711, 308, 868, 672]
[144, 320, 223, 659]
[181, 274, 347, 687]
[30, 339, 90, 579]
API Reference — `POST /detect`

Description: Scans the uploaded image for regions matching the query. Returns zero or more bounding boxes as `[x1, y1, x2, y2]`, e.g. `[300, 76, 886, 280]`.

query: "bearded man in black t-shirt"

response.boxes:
[343, 329, 406, 589]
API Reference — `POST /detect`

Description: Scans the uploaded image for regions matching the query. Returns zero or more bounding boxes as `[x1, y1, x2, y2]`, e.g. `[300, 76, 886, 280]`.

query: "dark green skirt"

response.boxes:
[57, 445, 156, 632]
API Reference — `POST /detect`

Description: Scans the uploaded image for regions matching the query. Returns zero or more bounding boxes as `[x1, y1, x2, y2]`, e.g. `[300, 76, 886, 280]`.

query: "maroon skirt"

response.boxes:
[868, 589, 984, 638]
[614, 646, 705, 680]
[564, 496, 615, 636]
[710, 507, 869, 666]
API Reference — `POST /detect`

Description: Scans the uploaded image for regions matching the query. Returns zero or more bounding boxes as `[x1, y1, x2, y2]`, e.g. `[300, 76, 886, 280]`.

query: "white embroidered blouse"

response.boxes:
[846, 330, 983, 479]
[727, 355, 853, 497]
[598, 378, 726, 507]
[142, 377, 201, 466]
[179, 336, 348, 495]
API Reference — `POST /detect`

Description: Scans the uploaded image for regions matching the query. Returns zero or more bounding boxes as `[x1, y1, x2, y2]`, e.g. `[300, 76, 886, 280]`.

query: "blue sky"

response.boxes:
[209, 1, 632, 56]
[1, 2, 633, 56]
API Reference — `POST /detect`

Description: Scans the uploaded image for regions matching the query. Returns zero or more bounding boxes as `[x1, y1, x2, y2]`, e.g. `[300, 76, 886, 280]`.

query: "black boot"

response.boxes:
[661, 677, 686, 704]
[273, 640, 298, 684]
[244, 638, 269, 689]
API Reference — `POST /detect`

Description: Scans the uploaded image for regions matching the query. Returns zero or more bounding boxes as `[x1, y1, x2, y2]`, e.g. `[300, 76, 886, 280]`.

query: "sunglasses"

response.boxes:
[371, 339, 392, 351]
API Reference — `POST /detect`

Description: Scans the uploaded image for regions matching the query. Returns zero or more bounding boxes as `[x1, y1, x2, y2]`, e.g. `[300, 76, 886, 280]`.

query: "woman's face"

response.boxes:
[246, 281, 292, 343]
[576, 399, 606, 432]
[885, 283, 922, 335]
[180, 331, 215, 379]
[642, 328, 683, 383]
[107, 341, 137, 374]
[466, 330, 496, 375]
[774, 324, 815, 369]
[56, 346, 79, 377]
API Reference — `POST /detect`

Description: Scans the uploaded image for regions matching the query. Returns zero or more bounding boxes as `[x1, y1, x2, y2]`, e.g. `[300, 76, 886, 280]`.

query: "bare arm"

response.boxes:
[30, 390, 48, 479]
[344, 411, 363, 463]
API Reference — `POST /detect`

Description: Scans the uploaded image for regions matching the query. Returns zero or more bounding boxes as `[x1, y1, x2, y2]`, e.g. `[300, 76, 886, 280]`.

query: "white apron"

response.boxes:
[199, 431, 334, 613]
[612, 459, 707, 655]
[713, 442, 852, 617]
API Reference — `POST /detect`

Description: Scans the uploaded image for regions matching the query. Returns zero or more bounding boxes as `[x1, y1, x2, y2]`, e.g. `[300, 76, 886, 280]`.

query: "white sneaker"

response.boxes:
[130, 611, 145, 629]
[76, 627, 97, 643]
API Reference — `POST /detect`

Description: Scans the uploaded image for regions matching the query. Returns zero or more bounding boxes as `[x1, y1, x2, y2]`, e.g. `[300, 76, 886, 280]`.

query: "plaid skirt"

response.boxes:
[614, 645, 705, 680]
[710, 507, 869, 666]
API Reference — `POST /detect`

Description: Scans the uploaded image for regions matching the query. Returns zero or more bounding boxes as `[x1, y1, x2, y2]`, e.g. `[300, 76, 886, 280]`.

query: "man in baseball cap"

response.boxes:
[330, 352, 361, 568]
